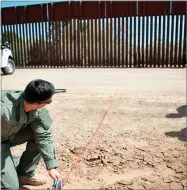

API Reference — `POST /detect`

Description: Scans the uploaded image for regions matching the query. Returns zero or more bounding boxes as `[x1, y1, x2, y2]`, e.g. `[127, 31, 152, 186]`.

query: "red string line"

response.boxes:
[62, 92, 117, 186]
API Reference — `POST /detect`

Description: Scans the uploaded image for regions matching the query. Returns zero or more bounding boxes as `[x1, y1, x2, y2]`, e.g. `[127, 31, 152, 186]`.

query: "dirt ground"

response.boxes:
[1, 68, 186, 189]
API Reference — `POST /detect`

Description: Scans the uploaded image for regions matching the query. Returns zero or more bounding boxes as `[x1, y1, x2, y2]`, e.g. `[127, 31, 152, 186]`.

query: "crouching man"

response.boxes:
[1, 79, 61, 189]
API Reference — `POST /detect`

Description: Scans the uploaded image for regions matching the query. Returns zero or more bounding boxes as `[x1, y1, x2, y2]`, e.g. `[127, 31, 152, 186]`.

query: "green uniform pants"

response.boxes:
[1, 126, 42, 189]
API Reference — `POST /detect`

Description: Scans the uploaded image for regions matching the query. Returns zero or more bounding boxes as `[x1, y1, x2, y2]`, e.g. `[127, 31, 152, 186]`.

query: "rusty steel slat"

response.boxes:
[13, 8, 19, 64]
[59, 21, 62, 67]
[51, 21, 55, 67]
[22, 23, 27, 67]
[6, 25, 11, 43]
[2, 25, 5, 40]
[3, 24, 6, 40]
[80, 20, 84, 67]
[57, 20, 61, 66]
[38, 22, 42, 66]
[36, 22, 40, 66]
[122, 17, 125, 67]
[162, 15, 166, 67]
[7, 25, 12, 48]
[4, 25, 8, 41]
[16, 23, 21, 66]
[37, 22, 41, 66]
[28, 23, 32, 66]
[2, 26, 4, 38]
[87, 19, 90, 67]
[178, 15, 183, 67]
[150, 16, 153, 67]
[153, 16, 157, 67]
[66, 19, 69, 67]
[12, 24, 19, 66]
[45, 4, 51, 68]
[34, 22, 38, 66]
[40, 5, 45, 67]
[73, 19, 76, 67]
[26, 7, 31, 66]
[126, 17, 129, 67]
[38, 23, 41, 66]
[110, 18, 113, 67]
[146, 16, 149, 67]
[114, 17, 117, 67]
[166, 15, 170, 68]
[13, 25, 18, 67]
[77, 20, 81, 67]
[174, 15, 179, 67]
[129, 16, 132, 67]
[52, 21, 55, 66]
[142, 16, 145, 67]
[83, 19, 87, 67]
[54, 21, 58, 66]
[69, 19, 73, 67]
[31, 22, 36, 67]
[7, 25, 14, 64]
[48, 21, 52, 68]
[77, 19, 80, 67]
[91, 19, 94, 67]
[134, 16, 137, 67]
[103, 18, 106, 67]
[73, 19, 75, 67]
[137, 16, 140, 67]
[38, 22, 45, 66]
[62, 20, 65, 67]
[79, 20, 82, 68]
[106, 18, 109, 67]
[117, 17, 120, 67]
[43, 22, 47, 67]
[11, 24, 17, 66]
[98, 18, 101, 67]
[63, 20, 66, 67]
[158, 16, 161, 67]
[183, 15, 186, 67]
[19, 23, 24, 66]
[5, 25, 9, 41]
[95, 19, 98, 67]
[34, 22, 39, 66]
[45, 21, 49, 67]
[170, 15, 175, 66]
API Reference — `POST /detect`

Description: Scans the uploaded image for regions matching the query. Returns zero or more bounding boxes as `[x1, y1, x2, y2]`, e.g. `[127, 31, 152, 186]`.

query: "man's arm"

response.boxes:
[30, 108, 58, 170]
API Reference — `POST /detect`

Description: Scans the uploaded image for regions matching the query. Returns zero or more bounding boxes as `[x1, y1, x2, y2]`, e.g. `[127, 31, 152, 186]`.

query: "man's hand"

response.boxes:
[48, 169, 61, 180]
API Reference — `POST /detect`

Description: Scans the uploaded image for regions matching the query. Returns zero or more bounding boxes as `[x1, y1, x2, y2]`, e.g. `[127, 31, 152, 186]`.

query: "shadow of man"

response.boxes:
[165, 128, 186, 142]
[166, 105, 187, 118]
[165, 105, 186, 141]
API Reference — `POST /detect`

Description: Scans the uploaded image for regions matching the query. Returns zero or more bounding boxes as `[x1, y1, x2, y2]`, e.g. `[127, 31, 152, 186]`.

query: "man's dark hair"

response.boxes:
[23, 79, 55, 104]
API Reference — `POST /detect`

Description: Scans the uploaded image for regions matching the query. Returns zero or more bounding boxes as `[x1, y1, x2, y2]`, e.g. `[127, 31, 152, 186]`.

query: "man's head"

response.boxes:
[23, 79, 55, 112]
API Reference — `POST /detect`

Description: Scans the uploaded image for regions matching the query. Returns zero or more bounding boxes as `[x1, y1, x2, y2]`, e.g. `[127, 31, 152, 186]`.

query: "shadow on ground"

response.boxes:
[165, 105, 186, 142]
[165, 128, 186, 142]
[166, 105, 187, 118]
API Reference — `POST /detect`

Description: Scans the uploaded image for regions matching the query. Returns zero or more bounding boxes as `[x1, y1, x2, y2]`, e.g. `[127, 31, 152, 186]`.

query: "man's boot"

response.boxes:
[19, 174, 48, 186]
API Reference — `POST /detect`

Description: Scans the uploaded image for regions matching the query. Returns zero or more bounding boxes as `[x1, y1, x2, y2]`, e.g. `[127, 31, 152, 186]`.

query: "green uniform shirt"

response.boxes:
[1, 90, 58, 170]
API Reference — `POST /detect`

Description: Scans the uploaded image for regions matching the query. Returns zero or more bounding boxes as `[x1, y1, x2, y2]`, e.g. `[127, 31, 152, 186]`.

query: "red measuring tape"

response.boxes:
[62, 92, 117, 186]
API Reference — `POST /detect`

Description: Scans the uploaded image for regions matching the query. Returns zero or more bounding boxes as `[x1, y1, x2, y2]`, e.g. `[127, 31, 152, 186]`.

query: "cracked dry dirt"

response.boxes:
[2, 69, 186, 189]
